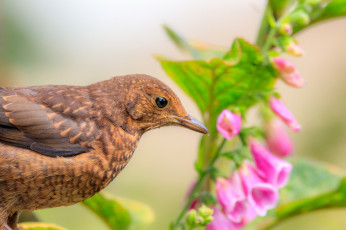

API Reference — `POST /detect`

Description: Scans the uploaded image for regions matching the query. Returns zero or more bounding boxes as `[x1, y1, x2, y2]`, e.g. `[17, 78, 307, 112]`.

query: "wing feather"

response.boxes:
[0, 86, 96, 157]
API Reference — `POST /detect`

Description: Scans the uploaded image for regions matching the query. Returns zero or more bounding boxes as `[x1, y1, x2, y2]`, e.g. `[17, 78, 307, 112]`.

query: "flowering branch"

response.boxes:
[159, 0, 346, 229]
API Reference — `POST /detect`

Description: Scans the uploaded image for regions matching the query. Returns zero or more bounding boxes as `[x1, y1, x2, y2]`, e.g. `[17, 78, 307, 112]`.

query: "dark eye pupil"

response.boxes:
[155, 97, 168, 108]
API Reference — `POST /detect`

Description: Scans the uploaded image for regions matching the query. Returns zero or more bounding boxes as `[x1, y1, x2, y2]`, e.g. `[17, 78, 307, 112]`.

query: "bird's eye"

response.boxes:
[155, 97, 168, 108]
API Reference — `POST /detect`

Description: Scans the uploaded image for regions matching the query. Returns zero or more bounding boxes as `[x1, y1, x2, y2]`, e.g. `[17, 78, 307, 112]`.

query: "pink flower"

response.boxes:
[239, 162, 279, 216]
[285, 41, 304, 57]
[266, 119, 294, 157]
[250, 139, 292, 188]
[216, 173, 247, 223]
[272, 58, 305, 88]
[206, 207, 240, 230]
[217, 110, 242, 140]
[269, 97, 301, 132]
[242, 204, 258, 224]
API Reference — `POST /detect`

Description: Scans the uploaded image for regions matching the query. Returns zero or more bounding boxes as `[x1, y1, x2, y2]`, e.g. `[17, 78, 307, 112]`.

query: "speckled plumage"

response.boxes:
[0, 74, 208, 230]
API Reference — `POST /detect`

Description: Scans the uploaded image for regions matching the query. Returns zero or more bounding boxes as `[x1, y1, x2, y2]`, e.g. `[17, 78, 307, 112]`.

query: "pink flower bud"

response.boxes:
[281, 72, 305, 88]
[250, 139, 292, 188]
[206, 207, 240, 230]
[239, 162, 279, 216]
[266, 119, 294, 157]
[272, 57, 305, 88]
[272, 57, 296, 74]
[279, 23, 292, 35]
[216, 173, 247, 223]
[269, 97, 301, 132]
[217, 110, 242, 140]
[285, 41, 304, 57]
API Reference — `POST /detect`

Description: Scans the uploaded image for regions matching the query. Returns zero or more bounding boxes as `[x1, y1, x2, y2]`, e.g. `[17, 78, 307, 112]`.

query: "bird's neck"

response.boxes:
[88, 80, 141, 136]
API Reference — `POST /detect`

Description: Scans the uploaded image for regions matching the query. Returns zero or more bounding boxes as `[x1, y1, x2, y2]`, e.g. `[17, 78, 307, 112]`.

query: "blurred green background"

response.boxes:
[1, 0, 346, 229]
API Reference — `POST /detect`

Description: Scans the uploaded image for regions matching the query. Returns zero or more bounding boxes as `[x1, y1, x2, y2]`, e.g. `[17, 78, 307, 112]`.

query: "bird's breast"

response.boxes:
[0, 123, 141, 212]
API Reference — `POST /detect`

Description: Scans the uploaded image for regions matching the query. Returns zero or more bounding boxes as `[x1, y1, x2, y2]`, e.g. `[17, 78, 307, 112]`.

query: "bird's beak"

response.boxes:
[174, 114, 209, 134]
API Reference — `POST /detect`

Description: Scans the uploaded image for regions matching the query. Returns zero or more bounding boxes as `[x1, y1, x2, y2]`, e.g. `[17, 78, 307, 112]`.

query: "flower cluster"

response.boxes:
[182, 4, 308, 228]
[207, 140, 292, 230]
[209, 99, 300, 229]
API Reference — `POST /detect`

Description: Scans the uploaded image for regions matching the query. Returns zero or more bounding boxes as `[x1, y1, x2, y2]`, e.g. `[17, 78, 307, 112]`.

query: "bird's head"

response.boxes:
[111, 74, 208, 135]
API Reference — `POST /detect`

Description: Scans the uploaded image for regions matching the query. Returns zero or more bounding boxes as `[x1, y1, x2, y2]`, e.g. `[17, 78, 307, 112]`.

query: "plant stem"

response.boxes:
[202, 67, 218, 191]
[238, 131, 247, 147]
[256, 3, 272, 47]
[171, 139, 227, 229]
[261, 25, 277, 54]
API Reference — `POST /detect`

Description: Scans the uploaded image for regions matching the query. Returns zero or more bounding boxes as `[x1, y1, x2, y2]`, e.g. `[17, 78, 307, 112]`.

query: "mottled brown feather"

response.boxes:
[0, 74, 207, 229]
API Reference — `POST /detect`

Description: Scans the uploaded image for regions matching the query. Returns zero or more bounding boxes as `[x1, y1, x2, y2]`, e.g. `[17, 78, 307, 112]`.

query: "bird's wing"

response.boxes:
[0, 86, 97, 157]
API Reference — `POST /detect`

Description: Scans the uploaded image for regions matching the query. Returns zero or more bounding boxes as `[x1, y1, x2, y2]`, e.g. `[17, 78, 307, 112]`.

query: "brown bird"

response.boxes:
[0, 74, 208, 230]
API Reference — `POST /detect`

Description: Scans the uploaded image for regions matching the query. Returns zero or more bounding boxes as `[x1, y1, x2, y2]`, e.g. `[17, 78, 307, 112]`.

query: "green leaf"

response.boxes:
[292, 0, 346, 34]
[279, 158, 343, 204]
[83, 193, 131, 230]
[159, 38, 277, 126]
[17, 222, 66, 230]
[240, 127, 265, 139]
[270, 0, 297, 18]
[163, 25, 226, 60]
[163, 24, 200, 59]
[114, 195, 155, 230]
[315, 0, 346, 21]
[158, 57, 211, 113]
[82, 193, 154, 230]
[247, 158, 346, 230]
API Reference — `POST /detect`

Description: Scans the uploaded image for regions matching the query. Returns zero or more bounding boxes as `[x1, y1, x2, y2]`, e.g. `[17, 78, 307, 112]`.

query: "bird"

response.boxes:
[0, 74, 208, 230]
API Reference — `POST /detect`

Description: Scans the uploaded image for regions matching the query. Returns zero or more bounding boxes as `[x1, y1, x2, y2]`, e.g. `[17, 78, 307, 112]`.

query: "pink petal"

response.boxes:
[250, 139, 292, 188]
[266, 119, 294, 157]
[269, 97, 301, 132]
[231, 200, 258, 227]
[250, 183, 279, 216]
[242, 204, 258, 224]
[281, 72, 305, 88]
[272, 57, 296, 74]
[239, 162, 279, 216]
[206, 207, 240, 230]
[286, 42, 304, 57]
[217, 110, 242, 140]
[288, 120, 302, 132]
[216, 177, 247, 223]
